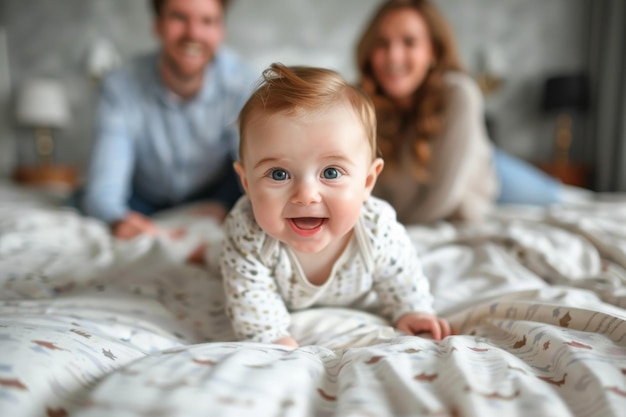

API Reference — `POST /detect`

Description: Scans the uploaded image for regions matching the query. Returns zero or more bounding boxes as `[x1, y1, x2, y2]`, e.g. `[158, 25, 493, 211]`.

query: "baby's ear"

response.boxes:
[233, 161, 249, 194]
[364, 157, 384, 197]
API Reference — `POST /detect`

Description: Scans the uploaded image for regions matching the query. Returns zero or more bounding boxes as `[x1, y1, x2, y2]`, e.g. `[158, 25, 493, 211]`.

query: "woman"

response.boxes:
[356, 0, 566, 224]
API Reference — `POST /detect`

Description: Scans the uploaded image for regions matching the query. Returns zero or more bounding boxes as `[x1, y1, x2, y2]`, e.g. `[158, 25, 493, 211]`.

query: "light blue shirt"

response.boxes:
[83, 48, 257, 224]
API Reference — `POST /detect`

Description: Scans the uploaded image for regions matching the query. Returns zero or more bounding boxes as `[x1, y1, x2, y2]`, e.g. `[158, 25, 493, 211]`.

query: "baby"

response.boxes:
[220, 63, 451, 348]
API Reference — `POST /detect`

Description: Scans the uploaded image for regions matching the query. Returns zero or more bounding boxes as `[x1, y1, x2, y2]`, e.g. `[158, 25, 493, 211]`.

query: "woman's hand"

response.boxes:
[396, 312, 453, 340]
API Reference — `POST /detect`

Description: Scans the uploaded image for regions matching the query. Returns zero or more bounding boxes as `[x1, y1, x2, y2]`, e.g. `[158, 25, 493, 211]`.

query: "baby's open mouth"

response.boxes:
[290, 217, 326, 230]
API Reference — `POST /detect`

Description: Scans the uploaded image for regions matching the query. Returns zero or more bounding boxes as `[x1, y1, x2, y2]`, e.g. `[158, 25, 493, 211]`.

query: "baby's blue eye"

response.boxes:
[323, 167, 340, 179]
[271, 169, 288, 181]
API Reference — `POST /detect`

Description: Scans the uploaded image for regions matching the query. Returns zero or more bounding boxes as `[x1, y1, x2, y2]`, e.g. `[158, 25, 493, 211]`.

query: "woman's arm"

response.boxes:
[410, 73, 495, 222]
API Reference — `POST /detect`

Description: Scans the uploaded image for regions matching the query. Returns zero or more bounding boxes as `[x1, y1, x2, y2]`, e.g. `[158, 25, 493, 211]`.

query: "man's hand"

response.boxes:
[396, 312, 453, 341]
[112, 211, 159, 240]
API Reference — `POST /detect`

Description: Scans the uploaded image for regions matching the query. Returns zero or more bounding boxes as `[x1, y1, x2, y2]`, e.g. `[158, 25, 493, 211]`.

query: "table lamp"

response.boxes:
[13, 78, 77, 189]
[86, 38, 121, 83]
[541, 74, 590, 165]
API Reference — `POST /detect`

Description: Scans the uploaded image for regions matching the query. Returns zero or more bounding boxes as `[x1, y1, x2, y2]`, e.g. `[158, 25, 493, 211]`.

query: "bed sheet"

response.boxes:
[1, 181, 626, 417]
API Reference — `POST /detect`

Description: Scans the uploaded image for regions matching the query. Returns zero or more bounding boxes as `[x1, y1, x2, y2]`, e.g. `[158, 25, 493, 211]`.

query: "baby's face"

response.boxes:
[235, 103, 383, 255]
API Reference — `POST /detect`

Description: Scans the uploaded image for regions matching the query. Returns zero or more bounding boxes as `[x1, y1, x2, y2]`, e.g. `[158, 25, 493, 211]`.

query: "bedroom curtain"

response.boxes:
[588, 0, 626, 192]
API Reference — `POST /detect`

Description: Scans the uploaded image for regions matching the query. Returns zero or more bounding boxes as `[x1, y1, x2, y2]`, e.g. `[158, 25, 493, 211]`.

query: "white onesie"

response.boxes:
[219, 195, 434, 343]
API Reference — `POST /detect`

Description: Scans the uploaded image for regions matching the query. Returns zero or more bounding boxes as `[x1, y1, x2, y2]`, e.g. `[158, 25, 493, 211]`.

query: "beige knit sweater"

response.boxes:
[373, 72, 499, 224]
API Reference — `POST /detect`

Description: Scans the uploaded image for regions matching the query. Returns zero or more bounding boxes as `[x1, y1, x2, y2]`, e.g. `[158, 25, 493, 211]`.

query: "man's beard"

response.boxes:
[163, 54, 204, 82]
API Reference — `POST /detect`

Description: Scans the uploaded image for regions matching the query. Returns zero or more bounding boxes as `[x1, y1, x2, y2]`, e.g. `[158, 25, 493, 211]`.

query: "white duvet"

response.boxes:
[1, 182, 626, 417]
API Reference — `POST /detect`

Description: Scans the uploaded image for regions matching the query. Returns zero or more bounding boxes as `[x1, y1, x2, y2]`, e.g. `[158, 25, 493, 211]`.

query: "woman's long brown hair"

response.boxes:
[356, 0, 464, 181]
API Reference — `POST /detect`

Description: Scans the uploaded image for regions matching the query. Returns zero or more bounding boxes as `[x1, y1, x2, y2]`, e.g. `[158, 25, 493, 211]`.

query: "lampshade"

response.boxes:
[15, 79, 71, 127]
[86, 38, 121, 81]
[541, 74, 590, 113]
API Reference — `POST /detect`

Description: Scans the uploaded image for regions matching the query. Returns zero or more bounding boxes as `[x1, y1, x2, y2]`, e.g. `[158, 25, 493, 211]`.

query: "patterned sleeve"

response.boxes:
[366, 198, 435, 322]
[219, 198, 292, 343]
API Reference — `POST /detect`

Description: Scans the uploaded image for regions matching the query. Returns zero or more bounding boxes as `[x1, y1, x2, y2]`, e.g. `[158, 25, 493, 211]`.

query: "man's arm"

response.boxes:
[83, 72, 135, 226]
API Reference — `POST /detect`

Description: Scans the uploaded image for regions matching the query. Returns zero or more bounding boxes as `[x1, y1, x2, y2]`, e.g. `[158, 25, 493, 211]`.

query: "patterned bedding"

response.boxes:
[1, 181, 626, 417]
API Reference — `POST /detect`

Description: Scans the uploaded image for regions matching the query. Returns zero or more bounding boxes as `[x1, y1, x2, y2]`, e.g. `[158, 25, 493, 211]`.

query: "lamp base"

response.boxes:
[13, 164, 78, 191]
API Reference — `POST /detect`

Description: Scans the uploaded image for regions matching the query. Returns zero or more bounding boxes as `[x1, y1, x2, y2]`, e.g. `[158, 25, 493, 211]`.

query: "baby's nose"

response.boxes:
[291, 179, 321, 205]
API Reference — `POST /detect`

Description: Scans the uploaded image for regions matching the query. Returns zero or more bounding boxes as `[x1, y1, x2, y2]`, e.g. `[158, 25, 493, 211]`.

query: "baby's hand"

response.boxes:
[396, 312, 452, 340]
[273, 336, 299, 349]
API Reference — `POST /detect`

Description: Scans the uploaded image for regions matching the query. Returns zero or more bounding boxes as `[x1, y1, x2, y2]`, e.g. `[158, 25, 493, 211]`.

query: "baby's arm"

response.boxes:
[396, 312, 452, 340]
[368, 199, 447, 337]
[220, 202, 295, 345]
[221, 240, 293, 344]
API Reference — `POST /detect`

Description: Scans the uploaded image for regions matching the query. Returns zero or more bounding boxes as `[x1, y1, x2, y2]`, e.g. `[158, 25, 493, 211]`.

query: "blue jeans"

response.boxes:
[494, 148, 561, 206]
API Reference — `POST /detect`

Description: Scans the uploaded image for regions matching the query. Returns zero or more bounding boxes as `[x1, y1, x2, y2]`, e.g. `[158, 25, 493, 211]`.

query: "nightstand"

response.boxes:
[13, 164, 79, 192]
[534, 161, 591, 188]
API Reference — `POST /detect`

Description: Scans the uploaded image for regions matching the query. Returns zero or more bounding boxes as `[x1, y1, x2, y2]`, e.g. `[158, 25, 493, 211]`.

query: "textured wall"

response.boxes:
[2, 0, 155, 174]
[438, 0, 591, 160]
[0, 0, 14, 176]
[0, 0, 590, 178]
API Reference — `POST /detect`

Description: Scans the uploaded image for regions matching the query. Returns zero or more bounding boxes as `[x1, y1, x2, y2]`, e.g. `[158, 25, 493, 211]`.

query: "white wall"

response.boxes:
[225, 0, 381, 83]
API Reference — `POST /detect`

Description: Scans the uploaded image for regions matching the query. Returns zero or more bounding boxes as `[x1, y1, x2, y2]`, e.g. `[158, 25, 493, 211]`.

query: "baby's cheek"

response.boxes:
[252, 205, 286, 239]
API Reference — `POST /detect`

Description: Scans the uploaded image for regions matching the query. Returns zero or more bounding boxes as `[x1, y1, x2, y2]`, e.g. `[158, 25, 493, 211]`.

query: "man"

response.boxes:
[82, 0, 256, 239]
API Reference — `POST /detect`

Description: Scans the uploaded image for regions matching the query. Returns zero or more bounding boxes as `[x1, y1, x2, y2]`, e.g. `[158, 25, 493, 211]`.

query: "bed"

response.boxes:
[2, 180, 626, 417]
